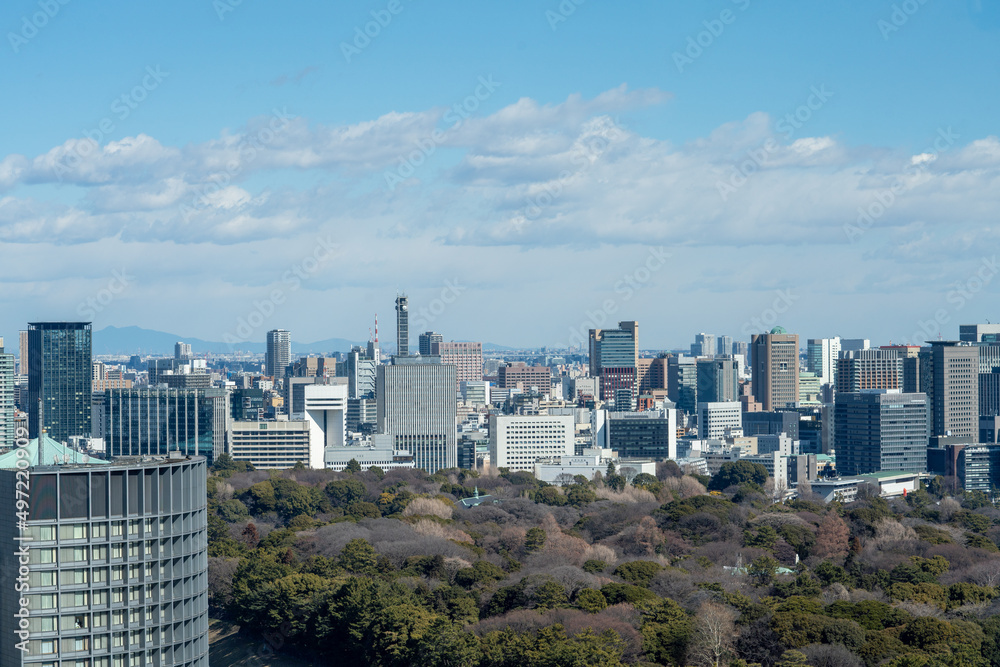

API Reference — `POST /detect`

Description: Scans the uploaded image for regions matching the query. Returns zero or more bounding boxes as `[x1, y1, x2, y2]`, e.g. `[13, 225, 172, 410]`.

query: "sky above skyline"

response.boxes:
[2, 0, 999, 352]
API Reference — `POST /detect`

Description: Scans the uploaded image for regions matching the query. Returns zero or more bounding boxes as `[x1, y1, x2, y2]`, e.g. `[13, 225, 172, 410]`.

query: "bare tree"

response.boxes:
[689, 601, 737, 667]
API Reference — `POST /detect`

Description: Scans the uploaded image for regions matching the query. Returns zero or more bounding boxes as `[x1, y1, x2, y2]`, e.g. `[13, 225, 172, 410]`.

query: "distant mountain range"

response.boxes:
[90, 326, 519, 356]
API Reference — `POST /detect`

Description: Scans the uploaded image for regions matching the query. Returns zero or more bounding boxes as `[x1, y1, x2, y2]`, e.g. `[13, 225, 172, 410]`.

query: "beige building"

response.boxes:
[751, 329, 800, 411]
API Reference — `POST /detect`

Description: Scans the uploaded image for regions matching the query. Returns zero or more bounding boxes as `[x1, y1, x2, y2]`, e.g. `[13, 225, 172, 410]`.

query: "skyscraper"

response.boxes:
[0, 338, 13, 450]
[419, 331, 443, 356]
[27, 322, 92, 442]
[265, 329, 291, 379]
[396, 294, 409, 356]
[717, 335, 733, 357]
[919, 341, 980, 439]
[434, 341, 483, 389]
[17, 329, 28, 375]
[750, 328, 800, 411]
[174, 341, 192, 360]
[377, 360, 457, 472]
[835, 390, 929, 475]
[589, 321, 638, 401]
[696, 357, 738, 403]
[806, 337, 841, 385]
[960, 323, 1000, 342]
[691, 333, 715, 357]
[835, 349, 903, 394]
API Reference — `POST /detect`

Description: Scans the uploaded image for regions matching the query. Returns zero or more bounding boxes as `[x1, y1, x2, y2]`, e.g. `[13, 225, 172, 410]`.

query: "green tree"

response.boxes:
[368, 465, 386, 480]
[525, 527, 547, 553]
[217, 498, 250, 523]
[345, 458, 362, 473]
[749, 555, 779, 587]
[614, 560, 663, 587]
[346, 500, 381, 519]
[413, 619, 482, 667]
[744, 525, 779, 550]
[533, 581, 569, 610]
[339, 538, 378, 574]
[370, 603, 437, 667]
[326, 477, 368, 507]
[454, 560, 505, 588]
[575, 588, 608, 613]
[775, 650, 809, 667]
[709, 461, 768, 491]
[642, 598, 692, 666]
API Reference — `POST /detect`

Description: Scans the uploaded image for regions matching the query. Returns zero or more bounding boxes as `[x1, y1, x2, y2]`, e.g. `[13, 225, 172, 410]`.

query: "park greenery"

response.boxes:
[207, 454, 1000, 667]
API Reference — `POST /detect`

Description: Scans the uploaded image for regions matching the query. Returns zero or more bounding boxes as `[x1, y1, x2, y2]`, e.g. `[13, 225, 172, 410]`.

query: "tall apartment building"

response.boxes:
[377, 361, 457, 472]
[806, 337, 841, 385]
[396, 295, 409, 356]
[691, 333, 715, 357]
[697, 401, 742, 440]
[497, 363, 551, 394]
[28, 322, 93, 442]
[0, 339, 13, 450]
[419, 331, 443, 356]
[18, 329, 28, 375]
[751, 329, 800, 411]
[638, 356, 669, 394]
[835, 349, 903, 394]
[0, 446, 209, 667]
[489, 414, 574, 472]
[174, 341, 192, 360]
[105, 388, 230, 463]
[835, 390, 929, 476]
[265, 329, 291, 379]
[919, 341, 980, 439]
[696, 357, 738, 403]
[433, 341, 483, 388]
[589, 321, 638, 401]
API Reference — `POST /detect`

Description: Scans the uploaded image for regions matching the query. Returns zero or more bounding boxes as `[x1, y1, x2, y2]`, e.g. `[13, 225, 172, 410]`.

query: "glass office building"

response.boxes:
[28, 323, 93, 443]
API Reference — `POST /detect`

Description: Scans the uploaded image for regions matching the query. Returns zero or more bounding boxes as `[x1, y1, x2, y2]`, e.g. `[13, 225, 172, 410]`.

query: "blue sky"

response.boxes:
[1, 0, 999, 352]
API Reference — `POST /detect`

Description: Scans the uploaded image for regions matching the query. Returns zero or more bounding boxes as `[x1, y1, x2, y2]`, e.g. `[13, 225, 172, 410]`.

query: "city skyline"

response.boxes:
[1, 3, 999, 349]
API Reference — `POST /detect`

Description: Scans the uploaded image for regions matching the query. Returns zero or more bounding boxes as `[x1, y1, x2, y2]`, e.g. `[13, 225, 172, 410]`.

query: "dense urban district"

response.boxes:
[4, 305, 1000, 667]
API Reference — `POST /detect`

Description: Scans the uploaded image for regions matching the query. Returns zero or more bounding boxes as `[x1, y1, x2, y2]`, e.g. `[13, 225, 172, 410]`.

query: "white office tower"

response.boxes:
[697, 401, 742, 440]
[299, 383, 348, 468]
[489, 414, 575, 472]
[807, 337, 842, 385]
[377, 362, 457, 472]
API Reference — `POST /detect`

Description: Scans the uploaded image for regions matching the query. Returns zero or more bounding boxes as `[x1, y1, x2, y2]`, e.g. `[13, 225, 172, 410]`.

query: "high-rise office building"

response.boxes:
[498, 363, 552, 395]
[396, 295, 409, 356]
[18, 329, 28, 375]
[742, 410, 800, 441]
[691, 333, 715, 357]
[0, 338, 13, 450]
[589, 321, 638, 402]
[751, 328, 800, 411]
[835, 349, 903, 394]
[806, 337, 841, 385]
[919, 341, 980, 439]
[960, 323, 1000, 343]
[840, 338, 870, 353]
[733, 341, 749, 362]
[835, 390, 929, 476]
[105, 388, 230, 463]
[265, 329, 291, 379]
[344, 347, 377, 399]
[717, 335, 733, 357]
[696, 357, 738, 403]
[434, 341, 483, 388]
[377, 361, 456, 472]
[174, 341, 192, 360]
[27, 322, 93, 442]
[419, 331, 443, 356]
[667, 356, 698, 414]
[880, 345, 923, 392]
[301, 383, 348, 468]
[0, 446, 209, 667]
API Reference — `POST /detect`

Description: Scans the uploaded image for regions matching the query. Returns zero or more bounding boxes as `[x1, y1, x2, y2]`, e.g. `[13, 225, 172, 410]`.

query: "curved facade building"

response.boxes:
[0, 442, 208, 667]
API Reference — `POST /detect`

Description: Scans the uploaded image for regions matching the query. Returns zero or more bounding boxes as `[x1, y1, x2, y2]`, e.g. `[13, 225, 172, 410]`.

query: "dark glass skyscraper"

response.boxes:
[27, 322, 92, 442]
